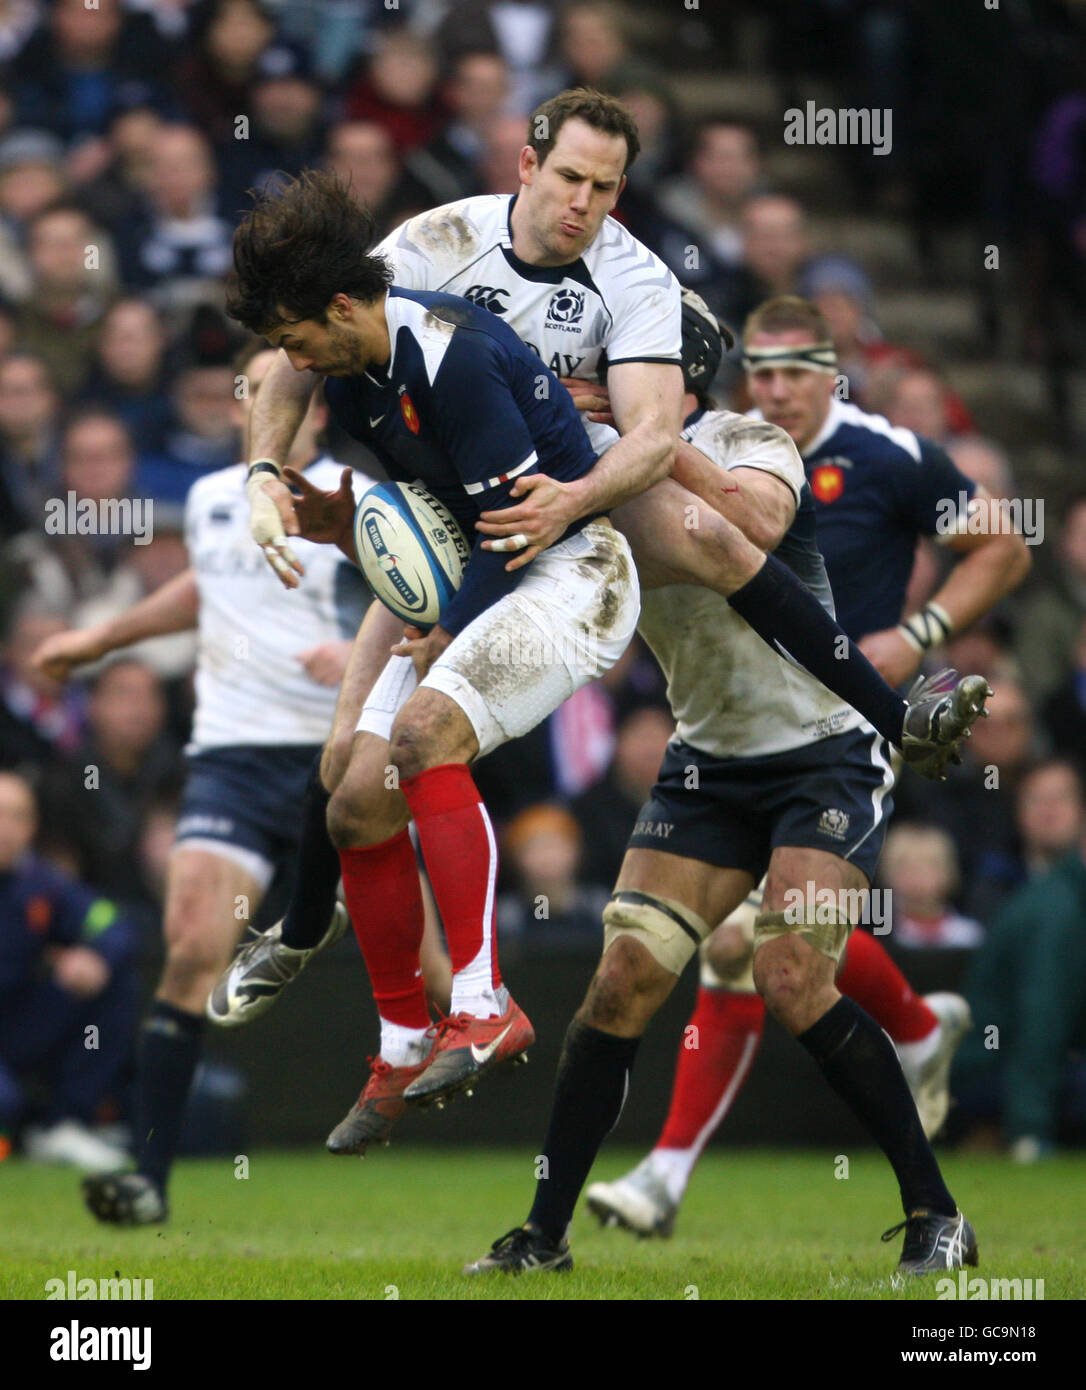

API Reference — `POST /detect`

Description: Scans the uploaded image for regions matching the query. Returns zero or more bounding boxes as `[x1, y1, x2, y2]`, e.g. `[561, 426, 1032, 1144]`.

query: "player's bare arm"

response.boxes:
[246, 350, 322, 586]
[858, 487, 1033, 685]
[673, 447, 798, 552]
[30, 568, 200, 682]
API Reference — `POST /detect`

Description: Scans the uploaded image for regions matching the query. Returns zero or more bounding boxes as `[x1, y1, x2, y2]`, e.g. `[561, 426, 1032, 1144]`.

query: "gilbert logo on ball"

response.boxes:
[353, 481, 469, 628]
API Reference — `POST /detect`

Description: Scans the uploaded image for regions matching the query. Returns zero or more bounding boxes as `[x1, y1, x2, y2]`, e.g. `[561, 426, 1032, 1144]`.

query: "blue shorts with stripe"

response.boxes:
[626, 725, 895, 886]
[176, 744, 321, 864]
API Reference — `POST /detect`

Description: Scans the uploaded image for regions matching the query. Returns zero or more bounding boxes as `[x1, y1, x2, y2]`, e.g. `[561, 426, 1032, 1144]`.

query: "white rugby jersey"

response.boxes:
[375, 194, 681, 456]
[185, 457, 371, 751]
[637, 410, 865, 760]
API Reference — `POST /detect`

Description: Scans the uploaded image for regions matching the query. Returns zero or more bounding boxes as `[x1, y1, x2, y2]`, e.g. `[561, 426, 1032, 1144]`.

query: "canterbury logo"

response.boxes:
[463, 285, 510, 314]
[470, 1023, 513, 1065]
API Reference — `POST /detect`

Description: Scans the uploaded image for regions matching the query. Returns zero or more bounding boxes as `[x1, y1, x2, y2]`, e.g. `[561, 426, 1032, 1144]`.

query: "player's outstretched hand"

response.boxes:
[248, 471, 304, 588]
[282, 466, 356, 552]
[559, 376, 615, 426]
[30, 627, 107, 683]
[476, 473, 580, 572]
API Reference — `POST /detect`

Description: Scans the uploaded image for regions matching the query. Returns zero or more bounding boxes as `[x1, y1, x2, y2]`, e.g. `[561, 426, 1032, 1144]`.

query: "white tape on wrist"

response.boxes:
[898, 601, 954, 653]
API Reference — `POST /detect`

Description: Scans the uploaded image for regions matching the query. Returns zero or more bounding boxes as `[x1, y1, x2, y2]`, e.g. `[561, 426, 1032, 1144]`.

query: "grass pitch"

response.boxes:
[2, 1146, 1083, 1301]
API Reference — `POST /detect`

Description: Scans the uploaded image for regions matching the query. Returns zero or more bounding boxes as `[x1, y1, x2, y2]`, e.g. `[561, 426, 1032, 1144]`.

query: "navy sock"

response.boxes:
[798, 996, 956, 1217]
[728, 554, 907, 746]
[135, 1001, 203, 1194]
[528, 1020, 639, 1244]
[280, 757, 340, 950]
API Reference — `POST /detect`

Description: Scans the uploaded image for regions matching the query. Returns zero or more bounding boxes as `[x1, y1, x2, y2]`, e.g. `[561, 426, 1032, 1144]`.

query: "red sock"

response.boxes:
[656, 988, 765, 1152]
[401, 764, 501, 1000]
[338, 829, 429, 1029]
[837, 928, 937, 1043]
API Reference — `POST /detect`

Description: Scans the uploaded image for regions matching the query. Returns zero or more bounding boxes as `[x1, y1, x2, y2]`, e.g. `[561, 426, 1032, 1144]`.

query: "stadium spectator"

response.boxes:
[965, 758, 1086, 926]
[0, 351, 61, 538]
[342, 29, 444, 156]
[0, 768, 138, 1172]
[214, 40, 328, 222]
[877, 366, 960, 447]
[112, 124, 233, 312]
[169, 0, 276, 145]
[1013, 494, 1086, 704]
[0, 600, 86, 766]
[70, 90, 169, 236]
[434, 0, 561, 114]
[558, 1, 630, 92]
[0, 128, 66, 300]
[571, 703, 674, 890]
[14, 202, 116, 396]
[38, 657, 180, 905]
[324, 120, 407, 232]
[658, 120, 764, 269]
[79, 299, 172, 456]
[399, 50, 511, 209]
[953, 817, 1086, 1161]
[272, 0, 384, 85]
[878, 822, 983, 950]
[148, 361, 239, 503]
[620, 119, 765, 327]
[738, 193, 811, 308]
[497, 803, 607, 943]
[12, 0, 173, 143]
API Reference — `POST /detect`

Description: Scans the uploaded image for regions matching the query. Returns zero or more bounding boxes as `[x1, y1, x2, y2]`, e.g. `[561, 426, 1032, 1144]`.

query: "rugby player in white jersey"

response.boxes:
[28, 344, 384, 1224]
[464, 295, 982, 1279]
[587, 296, 1031, 1245]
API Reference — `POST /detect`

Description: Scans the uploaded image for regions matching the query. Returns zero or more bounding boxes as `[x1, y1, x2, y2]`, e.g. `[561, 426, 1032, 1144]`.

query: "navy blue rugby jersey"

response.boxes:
[761, 399, 977, 642]
[323, 287, 600, 635]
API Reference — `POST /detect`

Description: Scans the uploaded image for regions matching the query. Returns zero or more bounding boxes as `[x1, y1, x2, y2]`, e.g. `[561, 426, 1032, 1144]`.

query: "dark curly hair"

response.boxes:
[225, 169, 393, 335]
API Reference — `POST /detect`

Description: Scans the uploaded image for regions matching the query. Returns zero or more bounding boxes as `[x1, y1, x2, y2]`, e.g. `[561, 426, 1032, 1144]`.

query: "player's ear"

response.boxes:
[518, 145, 537, 185]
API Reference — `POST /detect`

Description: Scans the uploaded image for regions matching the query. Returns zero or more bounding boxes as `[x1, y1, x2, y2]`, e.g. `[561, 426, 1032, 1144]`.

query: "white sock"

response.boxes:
[648, 1147, 701, 1206]
[379, 1019, 432, 1067]
[895, 1022, 942, 1080]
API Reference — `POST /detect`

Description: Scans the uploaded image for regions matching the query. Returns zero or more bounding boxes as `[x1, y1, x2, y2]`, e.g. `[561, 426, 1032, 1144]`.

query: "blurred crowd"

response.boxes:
[2, 0, 1086, 1157]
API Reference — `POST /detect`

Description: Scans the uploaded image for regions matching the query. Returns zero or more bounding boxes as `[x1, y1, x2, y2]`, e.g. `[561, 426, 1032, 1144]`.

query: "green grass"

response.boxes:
[2, 1147, 1083, 1300]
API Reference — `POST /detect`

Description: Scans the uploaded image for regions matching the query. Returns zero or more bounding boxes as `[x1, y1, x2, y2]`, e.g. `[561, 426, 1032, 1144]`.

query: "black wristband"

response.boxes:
[247, 460, 282, 481]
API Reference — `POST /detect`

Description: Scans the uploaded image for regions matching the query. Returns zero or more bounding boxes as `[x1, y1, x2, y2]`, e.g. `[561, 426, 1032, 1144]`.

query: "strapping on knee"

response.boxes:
[603, 890, 709, 976]
[753, 905, 852, 964]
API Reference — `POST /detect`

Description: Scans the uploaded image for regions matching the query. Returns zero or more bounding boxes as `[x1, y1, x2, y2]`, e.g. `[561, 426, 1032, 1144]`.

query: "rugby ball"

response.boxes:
[353, 481, 470, 628]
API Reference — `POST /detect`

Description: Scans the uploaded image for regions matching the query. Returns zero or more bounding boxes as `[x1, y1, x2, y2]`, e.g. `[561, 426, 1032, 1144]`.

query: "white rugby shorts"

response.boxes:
[356, 520, 639, 757]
